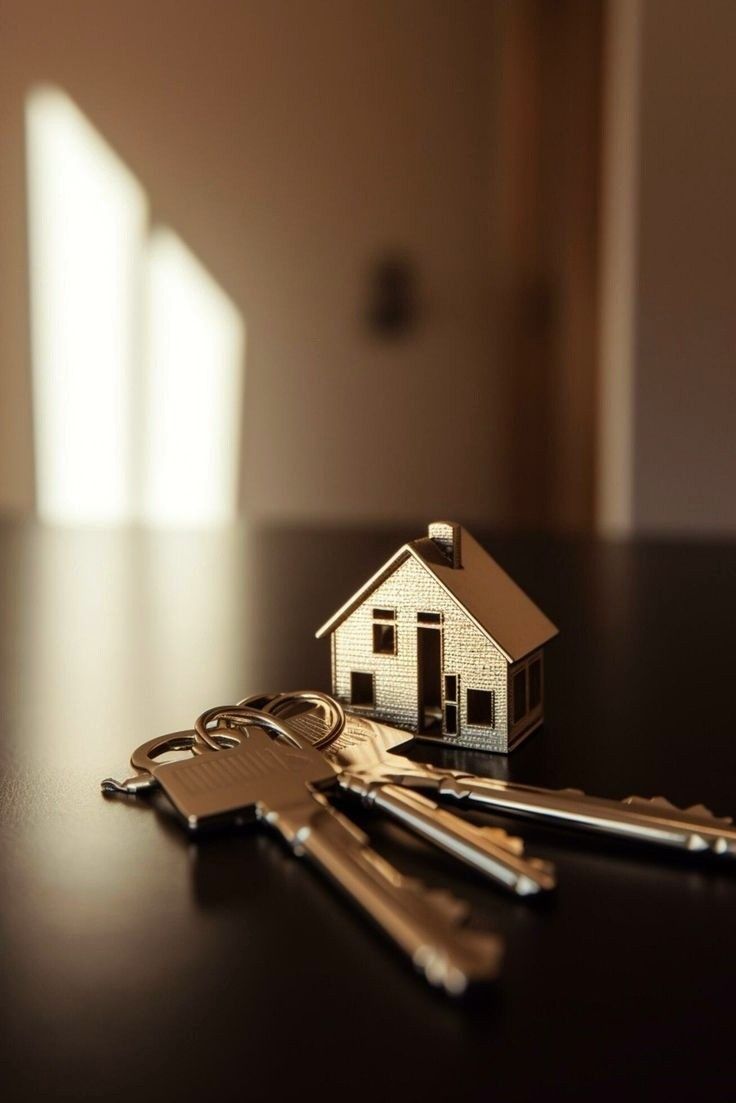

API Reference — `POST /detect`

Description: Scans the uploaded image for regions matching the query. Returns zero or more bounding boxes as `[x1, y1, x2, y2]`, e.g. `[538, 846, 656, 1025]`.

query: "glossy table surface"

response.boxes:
[1, 523, 734, 1101]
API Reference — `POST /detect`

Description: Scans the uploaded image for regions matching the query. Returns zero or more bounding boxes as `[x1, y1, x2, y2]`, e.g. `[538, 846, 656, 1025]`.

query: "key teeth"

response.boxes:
[414, 932, 504, 994]
[413, 946, 467, 995]
[483, 826, 526, 856]
[685, 803, 733, 825]
[405, 881, 503, 992]
[529, 858, 556, 877]
[397, 870, 470, 925]
[424, 887, 471, 927]
[623, 795, 677, 810]
[624, 795, 733, 825]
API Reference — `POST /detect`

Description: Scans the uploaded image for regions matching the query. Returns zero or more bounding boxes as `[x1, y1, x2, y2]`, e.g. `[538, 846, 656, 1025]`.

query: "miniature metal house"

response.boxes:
[316, 522, 558, 753]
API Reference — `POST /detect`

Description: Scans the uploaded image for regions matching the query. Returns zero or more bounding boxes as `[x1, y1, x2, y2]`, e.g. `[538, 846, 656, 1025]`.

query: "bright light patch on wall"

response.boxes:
[25, 85, 245, 527]
[143, 229, 244, 526]
[26, 86, 147, 524]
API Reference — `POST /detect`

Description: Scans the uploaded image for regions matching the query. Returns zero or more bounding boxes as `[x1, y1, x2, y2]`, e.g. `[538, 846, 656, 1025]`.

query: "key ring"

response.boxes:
[129, 728, 239, 773]
[237, 690, 346, 749]
[102, 728, 236, 794]
[192, 691, 345, 756]
[130, 730, 200, 774]
[193, 704, 310, 753]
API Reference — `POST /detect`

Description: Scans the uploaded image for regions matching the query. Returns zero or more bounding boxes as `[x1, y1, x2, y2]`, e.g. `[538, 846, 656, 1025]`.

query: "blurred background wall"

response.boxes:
[0, 0, 733, 535]
[0, 0, 503, 526]
[632, 0, 736, 535]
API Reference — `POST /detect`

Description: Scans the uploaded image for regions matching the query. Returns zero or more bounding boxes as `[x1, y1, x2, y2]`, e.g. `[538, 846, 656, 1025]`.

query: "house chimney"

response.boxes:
[428, 521, 462, 568]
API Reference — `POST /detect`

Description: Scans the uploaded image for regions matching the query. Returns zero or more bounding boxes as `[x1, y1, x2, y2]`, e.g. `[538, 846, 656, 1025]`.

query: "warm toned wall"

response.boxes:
[632, 0, 736, 534]
[0, 0, 501, 525]
[495, 0, 602, 532]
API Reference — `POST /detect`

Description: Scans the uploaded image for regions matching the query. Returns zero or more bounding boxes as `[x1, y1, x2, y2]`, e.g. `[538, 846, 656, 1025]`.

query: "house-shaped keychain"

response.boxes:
[316, 522, 558, 752]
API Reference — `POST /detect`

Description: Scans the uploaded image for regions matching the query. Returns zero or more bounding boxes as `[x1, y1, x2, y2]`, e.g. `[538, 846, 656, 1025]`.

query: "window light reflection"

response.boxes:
[143, 229, 244, 527]
[26, 86, 147, 525]
[25, 85, 245, 527]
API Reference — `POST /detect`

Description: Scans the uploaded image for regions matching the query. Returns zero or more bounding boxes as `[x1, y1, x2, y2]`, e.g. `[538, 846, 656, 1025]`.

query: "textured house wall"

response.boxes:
[332, 557, 510, 752]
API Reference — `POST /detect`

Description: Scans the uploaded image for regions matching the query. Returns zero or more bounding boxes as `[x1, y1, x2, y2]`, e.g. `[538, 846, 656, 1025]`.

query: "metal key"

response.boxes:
[436, 776, 736, 858]
[205, 696, 556, 896]
[102, 718, 503, 994]
[278, 705, 736, 861]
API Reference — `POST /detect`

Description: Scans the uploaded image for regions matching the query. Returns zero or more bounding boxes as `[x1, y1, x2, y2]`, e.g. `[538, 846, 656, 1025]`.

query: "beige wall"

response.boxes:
[0, 0, 502, 525]
[598, 0, 736, 536]
[6, 2, 732, 535]
[632, 0, 736, 534]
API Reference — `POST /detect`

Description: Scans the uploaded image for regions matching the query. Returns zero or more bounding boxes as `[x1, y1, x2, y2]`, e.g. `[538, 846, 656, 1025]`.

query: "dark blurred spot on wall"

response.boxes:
[365, 254, 418, 340]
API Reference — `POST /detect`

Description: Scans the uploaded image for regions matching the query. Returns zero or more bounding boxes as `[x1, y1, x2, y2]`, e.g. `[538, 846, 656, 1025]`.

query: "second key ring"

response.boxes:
[238, 690, 346, 750]
[193, 703, 308, 753]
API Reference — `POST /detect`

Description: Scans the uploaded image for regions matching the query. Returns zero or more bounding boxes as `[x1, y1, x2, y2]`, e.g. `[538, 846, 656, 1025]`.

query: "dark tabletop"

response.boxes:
[1, 523, 734, 1102]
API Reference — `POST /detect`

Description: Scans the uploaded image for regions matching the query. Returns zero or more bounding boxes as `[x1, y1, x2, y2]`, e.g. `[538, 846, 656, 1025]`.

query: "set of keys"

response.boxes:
[102, 690, 736, 996]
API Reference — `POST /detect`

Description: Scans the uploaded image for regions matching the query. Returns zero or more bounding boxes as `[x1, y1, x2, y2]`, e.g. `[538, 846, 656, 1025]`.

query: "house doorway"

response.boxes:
[417, 626, 442, 734]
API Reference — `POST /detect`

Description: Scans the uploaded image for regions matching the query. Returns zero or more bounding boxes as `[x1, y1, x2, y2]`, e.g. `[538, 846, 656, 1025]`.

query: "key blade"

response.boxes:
[269, 794, 503, 994]
[435, 775, 736, 858]
[261, 703, 555, 893]
[342, 775, 556, 895]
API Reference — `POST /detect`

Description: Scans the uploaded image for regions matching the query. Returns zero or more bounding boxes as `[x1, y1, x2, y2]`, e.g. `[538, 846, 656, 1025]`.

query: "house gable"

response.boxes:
[331, 556, 511, 751]
[316, 526, 557, 664]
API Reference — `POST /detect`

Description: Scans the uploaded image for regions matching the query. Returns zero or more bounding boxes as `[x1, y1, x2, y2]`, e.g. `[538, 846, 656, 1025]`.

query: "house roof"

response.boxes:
[315, 525, 558, 662]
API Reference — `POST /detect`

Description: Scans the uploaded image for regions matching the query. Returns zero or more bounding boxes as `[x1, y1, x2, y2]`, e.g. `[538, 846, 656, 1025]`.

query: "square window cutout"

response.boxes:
[373, 622, 395, 655]
[350, 671, 375, 707]
[467, 689, 494, 726]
